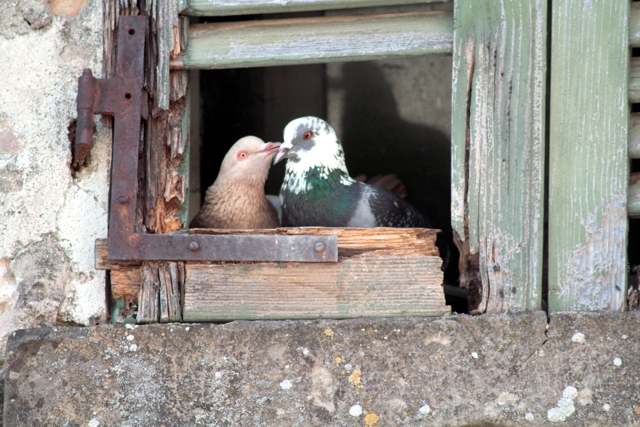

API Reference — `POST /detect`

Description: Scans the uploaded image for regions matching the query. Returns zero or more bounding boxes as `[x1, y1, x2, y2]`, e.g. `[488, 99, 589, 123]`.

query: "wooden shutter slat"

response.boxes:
[450, 0, 547, 313]
[170, 12, 453, 70]
[181, 0, 450, 17]
[548, 1, 628, 311]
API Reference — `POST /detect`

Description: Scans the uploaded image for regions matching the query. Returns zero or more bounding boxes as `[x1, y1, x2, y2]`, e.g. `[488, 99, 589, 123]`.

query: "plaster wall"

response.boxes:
[0, 0, 109, 356]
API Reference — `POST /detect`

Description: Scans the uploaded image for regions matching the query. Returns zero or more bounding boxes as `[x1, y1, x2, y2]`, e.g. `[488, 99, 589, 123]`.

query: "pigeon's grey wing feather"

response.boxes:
[367, 184, 431, 228]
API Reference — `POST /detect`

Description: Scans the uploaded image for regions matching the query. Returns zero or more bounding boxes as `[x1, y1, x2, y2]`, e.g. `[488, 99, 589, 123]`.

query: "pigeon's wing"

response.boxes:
[367, 184, 431, 228]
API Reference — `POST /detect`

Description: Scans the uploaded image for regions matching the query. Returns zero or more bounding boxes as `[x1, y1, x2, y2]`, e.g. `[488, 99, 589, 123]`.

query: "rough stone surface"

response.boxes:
[0, 0, 109, 356]
[4, 311, 640, 426]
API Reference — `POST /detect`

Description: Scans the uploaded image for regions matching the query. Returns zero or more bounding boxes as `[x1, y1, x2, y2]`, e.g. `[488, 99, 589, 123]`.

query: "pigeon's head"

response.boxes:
[273, 117, 348, 173]
[218, 136, 281, 184]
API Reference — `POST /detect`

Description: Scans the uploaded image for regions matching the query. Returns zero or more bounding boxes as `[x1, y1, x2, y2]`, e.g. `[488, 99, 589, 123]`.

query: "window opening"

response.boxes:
[193, 55, 463, 311]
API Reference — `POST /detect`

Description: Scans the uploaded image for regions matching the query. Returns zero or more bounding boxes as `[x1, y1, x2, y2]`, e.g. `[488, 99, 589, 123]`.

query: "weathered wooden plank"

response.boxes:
[629, 172, 640, 218]
[629, 2, 640, 47]
[171, 12, 453, 70]
[182, 0, 449, 16]
[137, 263, 160, 323]
[548, 1, 628, 311]
[155, 0, 183, 109]
[451, 0, 546, 313]
[159, 262, 183, 322]
[629, 113, 640, 159]
[183, 253, 448, 321]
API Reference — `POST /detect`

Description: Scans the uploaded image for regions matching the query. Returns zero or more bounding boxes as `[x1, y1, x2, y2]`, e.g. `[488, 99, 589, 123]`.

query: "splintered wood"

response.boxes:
[183, 228, 448, 321]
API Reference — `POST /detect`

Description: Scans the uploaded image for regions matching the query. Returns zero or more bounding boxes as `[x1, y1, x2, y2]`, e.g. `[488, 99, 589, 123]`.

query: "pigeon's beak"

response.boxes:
[273, 144, 291, 165]
[259, 142, 281, 156]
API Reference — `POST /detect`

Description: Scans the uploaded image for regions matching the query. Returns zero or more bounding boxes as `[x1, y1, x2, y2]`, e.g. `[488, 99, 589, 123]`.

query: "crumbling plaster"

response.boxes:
[0, 0, 109, 356]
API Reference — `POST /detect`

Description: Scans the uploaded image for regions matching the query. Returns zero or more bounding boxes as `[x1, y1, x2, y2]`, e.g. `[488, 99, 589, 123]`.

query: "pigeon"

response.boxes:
[190, 136, 281, 229]
[273, 116, 430, 228]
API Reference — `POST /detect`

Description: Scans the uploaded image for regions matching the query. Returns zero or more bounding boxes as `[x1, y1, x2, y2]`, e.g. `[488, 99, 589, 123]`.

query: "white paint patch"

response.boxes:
[349, 405, 362, 416]
[571, 332, 585, 343]
[613, 357, 622, 366]
[556, 193, 627, 310]
[525, 412, 534, 421]
[547, 386, 577, 423]
[471, 352, 478, 359]
[419, 404, 431, 415]
[88, 419, 100, 427]
[280, 379, 292, 390]
[602, 403, 611, 411]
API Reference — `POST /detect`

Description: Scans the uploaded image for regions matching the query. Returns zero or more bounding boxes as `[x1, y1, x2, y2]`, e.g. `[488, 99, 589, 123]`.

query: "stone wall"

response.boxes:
[0, 0, 108, 356]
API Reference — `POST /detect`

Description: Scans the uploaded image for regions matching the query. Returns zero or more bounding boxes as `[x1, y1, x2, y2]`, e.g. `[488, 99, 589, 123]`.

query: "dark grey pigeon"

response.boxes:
[273, 116, 431, 228]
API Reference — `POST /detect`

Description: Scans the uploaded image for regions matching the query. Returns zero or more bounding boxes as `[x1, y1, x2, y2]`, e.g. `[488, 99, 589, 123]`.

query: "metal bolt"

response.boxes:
[118, 195, 129, 204]
[314, 242, 325, 253]
[189, 241, 200, 251]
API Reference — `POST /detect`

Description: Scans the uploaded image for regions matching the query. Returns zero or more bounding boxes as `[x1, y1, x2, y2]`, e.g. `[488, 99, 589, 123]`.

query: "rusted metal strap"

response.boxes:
[79, 16, 337, 263]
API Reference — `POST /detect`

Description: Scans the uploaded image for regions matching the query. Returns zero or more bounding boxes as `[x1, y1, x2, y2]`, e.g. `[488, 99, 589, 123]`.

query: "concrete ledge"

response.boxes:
[3, 311, 639, 426]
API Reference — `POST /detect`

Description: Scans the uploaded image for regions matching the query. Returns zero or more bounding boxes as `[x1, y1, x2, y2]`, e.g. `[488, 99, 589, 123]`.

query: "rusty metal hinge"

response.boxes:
[78, 16, 337, 263]
[74, 16, 146, 169]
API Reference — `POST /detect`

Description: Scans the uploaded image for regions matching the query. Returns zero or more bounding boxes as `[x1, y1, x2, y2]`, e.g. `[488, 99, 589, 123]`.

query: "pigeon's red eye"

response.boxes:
[237, 151, 248, 160]
[303, 131, 313, 139]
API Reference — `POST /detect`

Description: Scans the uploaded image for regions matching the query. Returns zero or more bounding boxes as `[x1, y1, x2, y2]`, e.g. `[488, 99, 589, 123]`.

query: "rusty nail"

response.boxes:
[118, 196, 129, 203]
[189, 241, 200, 251]
[314, 242, 325, 253]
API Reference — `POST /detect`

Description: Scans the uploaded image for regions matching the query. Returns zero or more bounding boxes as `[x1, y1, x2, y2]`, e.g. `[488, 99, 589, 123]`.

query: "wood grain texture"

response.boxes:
[159, 262, 183, 322]
[137, 263, 161, 323]
[548, 1, 628, 311]
[182, 0, 449, 16]
[171, 12, 453, 70]
[451, 0, 546, 313]
[183, 253, 448, 321]
[155, 0, 183, 110]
